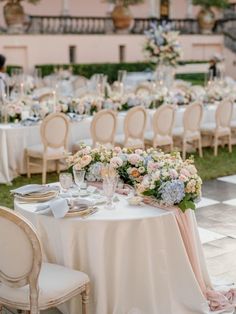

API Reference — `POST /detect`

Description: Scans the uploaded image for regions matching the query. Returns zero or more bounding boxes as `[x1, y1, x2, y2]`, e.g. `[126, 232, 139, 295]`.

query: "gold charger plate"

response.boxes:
[15, 190, 59, 203]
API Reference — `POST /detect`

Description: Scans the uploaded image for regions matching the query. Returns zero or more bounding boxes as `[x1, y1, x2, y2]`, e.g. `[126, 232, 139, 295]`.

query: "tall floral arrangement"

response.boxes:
[144, 23, 182, 67]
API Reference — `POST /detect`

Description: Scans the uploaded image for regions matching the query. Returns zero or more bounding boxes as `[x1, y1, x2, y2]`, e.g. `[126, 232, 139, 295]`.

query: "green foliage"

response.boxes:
[35, 62, 152, 82]
[6, 65, 23, 76]
[176, 73, 205, 86]
[179, 195, 196, 212]
[35, 62, 206, 85]
[192, 0, 229, 9]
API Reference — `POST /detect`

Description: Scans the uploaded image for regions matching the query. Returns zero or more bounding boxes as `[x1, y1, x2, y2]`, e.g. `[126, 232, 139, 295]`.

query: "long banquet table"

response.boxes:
[15, 194, 212, 314]
[1, 104, 236, 184]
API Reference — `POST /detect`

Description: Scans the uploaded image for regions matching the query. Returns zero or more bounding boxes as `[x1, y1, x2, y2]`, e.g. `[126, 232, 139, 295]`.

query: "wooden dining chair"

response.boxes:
[73, 109, 117, 151]
[145, 104, 176, 151]
[90, 109, 117, 147]
[0, 206, 90, 314]
[173, 102, 203, 160]
[38, 92, 54, 103]
[135, 83, 152, 96]
[25, 113, 70, 184]
[201, 98, 233, 156]
[116, 106, 147, 149]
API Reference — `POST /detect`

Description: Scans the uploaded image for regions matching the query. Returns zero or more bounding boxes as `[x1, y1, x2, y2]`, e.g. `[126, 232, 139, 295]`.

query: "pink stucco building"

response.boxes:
[0, 0, 235, 77]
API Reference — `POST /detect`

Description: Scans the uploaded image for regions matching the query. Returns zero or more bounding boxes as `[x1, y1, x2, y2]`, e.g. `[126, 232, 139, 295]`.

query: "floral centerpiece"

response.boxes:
[67, 145, 114, 182]
[144, 23, 182, 67]
[6, 100, 25, 122]
[67, 145, 202, 212]
[137, 152, 202, 212]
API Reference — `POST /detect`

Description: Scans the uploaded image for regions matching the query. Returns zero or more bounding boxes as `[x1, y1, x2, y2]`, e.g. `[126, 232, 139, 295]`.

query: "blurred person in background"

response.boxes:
[0, 54, 7, 100]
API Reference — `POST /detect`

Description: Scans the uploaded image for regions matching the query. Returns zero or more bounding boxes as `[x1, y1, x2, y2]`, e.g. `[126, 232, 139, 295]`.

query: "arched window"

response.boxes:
[160, 0, 169, 19]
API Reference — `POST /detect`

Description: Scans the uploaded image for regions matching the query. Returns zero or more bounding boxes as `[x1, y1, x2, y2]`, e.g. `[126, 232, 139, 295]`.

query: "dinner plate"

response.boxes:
[65, 199, 96, 217]
[65, 207, 93, 217]
[15, 190, 59, 203]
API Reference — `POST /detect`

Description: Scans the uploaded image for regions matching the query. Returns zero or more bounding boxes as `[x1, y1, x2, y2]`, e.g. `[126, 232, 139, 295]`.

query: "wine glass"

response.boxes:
[117, 70, 127, 83]
[59, 173, 73, 193]
[73, 167, 85, 196]
[102, 176, 118, 210]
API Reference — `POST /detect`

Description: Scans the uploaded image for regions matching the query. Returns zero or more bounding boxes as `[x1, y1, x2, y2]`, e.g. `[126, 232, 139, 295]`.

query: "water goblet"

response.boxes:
[73, 167, 86, 196]
[59, 173, 73, 193]
[102, 176, 118, 210]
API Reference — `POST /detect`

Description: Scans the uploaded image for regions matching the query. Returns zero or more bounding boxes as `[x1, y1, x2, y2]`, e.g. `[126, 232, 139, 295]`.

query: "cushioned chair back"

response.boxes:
[124, 106, 147, 139]
[73, 76, 88, 90]
[216, 99, 233, 128]
[38, 92, 54, 103]
[90, 109, 117, 146]
[0, 207, 42, 290]
[153, 104, 175, 136]
[135, 84, 152, 96]
[183, 102, 203, 133]
[40, 112, 69, 149]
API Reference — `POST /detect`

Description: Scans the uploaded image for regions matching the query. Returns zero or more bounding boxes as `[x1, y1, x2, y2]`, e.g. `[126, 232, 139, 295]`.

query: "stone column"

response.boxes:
[61, 0, 70, 16]
[149, 0, 156, 17]
[186, 0, 193, 18]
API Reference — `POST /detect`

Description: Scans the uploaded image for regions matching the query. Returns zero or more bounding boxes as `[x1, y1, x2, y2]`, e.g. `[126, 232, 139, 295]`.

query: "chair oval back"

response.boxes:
[153, 104, 175, 136]
[183, 102, 203, 133]
[40, 112, 69, 149]
[124, 106, 147, 139]
[90, 109, 117, 146]
[73, 76, 88, 90]
[0, 207, 42, 288]
[135, 84, 152, 96]
[216, 99, 233, 128]
[38, 92, 54, 103]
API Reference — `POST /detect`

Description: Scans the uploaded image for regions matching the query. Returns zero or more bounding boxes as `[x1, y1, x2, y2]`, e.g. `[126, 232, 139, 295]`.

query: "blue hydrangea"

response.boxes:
[86, 162, 103, 182]
[160, 180, 185, 206]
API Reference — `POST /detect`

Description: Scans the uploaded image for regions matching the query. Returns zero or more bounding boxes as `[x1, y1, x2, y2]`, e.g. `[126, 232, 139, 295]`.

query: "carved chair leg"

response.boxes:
[56, 160, 60, 174]
[26, 154, 31, 178]
[42, 158, 47, 184]
[81, 283, 90, 314]
[0, 304, 3, 314]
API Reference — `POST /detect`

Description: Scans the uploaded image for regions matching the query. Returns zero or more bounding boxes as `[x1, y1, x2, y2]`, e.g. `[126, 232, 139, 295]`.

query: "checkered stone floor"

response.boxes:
[4, 176, 236, 314]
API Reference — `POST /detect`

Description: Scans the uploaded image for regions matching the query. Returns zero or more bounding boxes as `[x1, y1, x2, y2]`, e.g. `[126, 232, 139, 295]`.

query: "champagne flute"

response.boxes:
[73, 167, 85, 196]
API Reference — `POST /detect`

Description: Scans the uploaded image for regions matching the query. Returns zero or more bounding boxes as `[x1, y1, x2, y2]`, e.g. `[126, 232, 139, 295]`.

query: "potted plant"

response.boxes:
[106, 0, 144, 31]
[193, 0, 229, 34]
[0, 0, 40, 33]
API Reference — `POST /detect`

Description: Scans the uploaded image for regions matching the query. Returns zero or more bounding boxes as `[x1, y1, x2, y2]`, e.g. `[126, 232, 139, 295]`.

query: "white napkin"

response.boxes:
[11, 184, 59, 196]
[11, 184, 45, 196]
[35, 198, 69, 218]
[50, 198, 69, 218]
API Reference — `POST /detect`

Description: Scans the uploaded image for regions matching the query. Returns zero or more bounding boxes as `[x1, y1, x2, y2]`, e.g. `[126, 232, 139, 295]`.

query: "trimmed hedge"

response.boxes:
[176, 73, 205, 86]
[35, 61, 207, 85]
[35, 62, 153, 81]
[6, 65, 23, 76]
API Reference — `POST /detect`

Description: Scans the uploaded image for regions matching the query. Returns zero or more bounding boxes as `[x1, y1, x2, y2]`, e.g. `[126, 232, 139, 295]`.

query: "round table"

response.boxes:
[15, 195, 210, 314]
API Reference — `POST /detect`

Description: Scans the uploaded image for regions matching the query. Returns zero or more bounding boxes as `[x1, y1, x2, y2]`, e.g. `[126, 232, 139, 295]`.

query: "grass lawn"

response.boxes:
[1, 146, 236, 209]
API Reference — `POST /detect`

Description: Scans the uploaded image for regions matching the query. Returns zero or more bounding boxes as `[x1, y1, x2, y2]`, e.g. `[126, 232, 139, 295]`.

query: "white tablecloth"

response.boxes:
[2, 104, 236, 184]
[15, 197, 211, 314]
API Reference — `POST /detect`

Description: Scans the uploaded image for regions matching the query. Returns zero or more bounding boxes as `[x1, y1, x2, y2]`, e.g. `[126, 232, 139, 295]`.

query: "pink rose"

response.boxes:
[128, 154, 142, 165]
[180, 168, 191, 178]
[110, 157, 123, 168]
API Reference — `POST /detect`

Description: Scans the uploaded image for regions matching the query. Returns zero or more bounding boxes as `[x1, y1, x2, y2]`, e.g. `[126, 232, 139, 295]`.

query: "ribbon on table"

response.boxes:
[143, 197, 236, 312]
